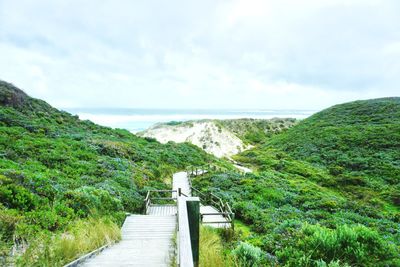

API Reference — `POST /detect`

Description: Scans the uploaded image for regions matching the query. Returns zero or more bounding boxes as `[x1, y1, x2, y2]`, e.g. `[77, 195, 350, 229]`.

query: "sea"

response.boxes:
[64, 108, 316, 133]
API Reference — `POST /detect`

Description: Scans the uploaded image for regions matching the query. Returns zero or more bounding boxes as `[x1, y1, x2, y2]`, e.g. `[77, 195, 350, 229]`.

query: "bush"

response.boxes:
[0, 184, 39, 211]
[277, 223, 399, 266]
[24, 209, 69, 231]
[232, 242, 265, 267]
[64, 187, 123, 216]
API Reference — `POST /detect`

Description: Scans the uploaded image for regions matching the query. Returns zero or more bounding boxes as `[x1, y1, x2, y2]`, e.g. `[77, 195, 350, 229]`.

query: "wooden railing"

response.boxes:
[191, 186, 235, 231]
[186, 163, 246, 176]
[177, 196, 199, 267]
[187, 168, 235, 230]
[144, 189, 177, 214]
[144, 189, 200, 267]
[186, 164, 228, 176]
[144, 166, 237, 265]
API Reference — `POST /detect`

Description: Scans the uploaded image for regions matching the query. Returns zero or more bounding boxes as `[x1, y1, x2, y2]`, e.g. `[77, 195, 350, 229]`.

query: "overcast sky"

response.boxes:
[0, 0, 399, 110]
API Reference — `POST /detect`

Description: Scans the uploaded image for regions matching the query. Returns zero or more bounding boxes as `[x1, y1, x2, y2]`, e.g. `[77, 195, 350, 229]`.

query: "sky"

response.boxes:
[0, 0, 399, 110]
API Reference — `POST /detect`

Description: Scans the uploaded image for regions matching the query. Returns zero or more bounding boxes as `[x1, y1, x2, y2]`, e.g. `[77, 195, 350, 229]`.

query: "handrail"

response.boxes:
[177, 197, 193, 267]
[144, 188, 200, 266]
[188, 177, 235, 230]
[144, 189, 178, 214]
[201, 212, 232, 216]
[151, 197, 177, 200]
[190, 186, 207, 199]
[177, 196, 200, 267]
[148, 189, 177, 193]
[186, 165, 236, 230]
[186, 163, 245, 177]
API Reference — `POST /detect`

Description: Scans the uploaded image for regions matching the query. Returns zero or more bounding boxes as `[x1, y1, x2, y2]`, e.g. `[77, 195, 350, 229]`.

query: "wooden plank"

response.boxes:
[148, 204, 177, 216]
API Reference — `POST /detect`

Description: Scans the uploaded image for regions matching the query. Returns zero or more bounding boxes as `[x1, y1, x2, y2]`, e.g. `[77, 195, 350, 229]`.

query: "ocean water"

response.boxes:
[64, 108, 316, 133]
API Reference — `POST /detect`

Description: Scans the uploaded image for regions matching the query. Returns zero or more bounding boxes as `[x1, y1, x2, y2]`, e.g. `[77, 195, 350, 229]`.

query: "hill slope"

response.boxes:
[0, 81, 218, 265]
[268, 97, 400, 205]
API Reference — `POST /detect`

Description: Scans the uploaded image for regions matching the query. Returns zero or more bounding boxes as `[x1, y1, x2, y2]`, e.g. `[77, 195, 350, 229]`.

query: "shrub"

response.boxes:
[0, 184, 39, 211]
[64, 186, 123, 216]
[277, 223, 399, 266]
[231, 242, 265, 267]
[24, 209, 69, 231]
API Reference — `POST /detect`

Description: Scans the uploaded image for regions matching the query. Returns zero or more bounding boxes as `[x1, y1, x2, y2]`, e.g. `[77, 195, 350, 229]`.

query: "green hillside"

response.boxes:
[268, 98, 400, 206]
[192, 98, 400, 266]
[0, 81, 218, 265]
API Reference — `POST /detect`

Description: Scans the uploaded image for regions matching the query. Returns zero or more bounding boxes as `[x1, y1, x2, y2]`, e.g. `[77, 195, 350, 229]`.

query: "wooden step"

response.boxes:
[80, 215, 176, 267]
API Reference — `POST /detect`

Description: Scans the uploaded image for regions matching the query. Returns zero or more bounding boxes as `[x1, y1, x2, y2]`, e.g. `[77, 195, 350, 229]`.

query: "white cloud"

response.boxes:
[0, 0, 399, 110]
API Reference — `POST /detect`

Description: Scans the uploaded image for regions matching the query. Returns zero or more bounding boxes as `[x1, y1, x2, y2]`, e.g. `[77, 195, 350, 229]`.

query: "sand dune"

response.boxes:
[138, 121, 249, 158]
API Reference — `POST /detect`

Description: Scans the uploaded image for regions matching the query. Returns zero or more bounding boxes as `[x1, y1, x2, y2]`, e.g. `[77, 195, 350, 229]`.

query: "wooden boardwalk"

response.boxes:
[172, 171, 191, 197]
[77, 170, 229, 267]
[81, 215, 176, 267]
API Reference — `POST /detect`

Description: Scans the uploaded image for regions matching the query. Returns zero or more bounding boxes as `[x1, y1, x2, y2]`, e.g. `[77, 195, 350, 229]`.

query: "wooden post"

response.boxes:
[186, 198, 200, 267]
[231, 213, 235, 232]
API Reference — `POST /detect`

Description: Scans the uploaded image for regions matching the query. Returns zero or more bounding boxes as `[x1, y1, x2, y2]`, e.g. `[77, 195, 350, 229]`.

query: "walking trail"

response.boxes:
[80, 171, 228, 266]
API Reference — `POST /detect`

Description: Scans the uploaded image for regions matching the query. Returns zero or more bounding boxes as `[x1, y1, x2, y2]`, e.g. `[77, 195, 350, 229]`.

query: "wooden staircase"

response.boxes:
[69, 170, 234, 267]
[81, 215, 176, 267]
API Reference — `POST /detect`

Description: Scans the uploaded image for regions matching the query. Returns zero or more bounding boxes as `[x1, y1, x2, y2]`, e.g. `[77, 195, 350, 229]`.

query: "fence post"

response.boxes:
[231, 213, 235, 232]
[186, 198, 200, 267]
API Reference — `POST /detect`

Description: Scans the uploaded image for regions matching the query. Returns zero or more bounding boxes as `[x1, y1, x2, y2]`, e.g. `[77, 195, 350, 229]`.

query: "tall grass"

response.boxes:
[199, 226, 235, 267]
[17, 216, 121, 266]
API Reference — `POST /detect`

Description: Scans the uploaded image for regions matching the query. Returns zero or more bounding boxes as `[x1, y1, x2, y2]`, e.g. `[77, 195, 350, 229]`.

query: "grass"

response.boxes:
[234, 220, 252, 239]
[199, 226, 236, 267]
[170, 230, 177, 267]
[17, 217, 121, 266]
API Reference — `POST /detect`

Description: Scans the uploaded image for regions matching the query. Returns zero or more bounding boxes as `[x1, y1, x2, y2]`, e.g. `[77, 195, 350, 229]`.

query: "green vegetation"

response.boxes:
[18, 216, 120, 266]
[164, 121, 184, 126]
[193, 98, 400, 266]
[231, 242, 265, 267]
[199, 225, 271, 267]
[269, 98, 400, 207]
[199, 226, 231, 267]
[216, 118, 297, 144]
[0, 81, 218, 265]
[2, 80, 399, 266]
